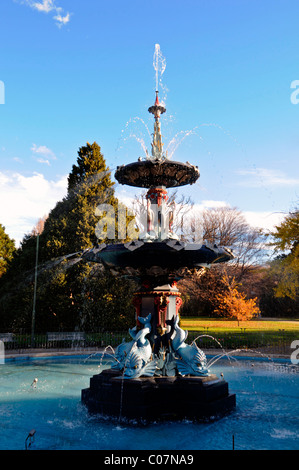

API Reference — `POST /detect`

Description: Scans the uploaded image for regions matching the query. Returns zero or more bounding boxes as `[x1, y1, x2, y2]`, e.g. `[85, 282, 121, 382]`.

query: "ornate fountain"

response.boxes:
[81, 90, 236, 422]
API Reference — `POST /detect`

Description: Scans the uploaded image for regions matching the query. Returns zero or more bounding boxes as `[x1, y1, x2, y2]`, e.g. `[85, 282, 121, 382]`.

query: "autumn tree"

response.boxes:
[32, 215, 48, 236]
[179, 266, 226, 317]
[179, 206, 267, 317]
[214, 272, 260, 324]
[179, 264, 261, 320]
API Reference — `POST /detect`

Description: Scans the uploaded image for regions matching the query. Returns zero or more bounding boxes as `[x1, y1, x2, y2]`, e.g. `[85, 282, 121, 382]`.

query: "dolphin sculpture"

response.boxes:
[111, 326, 138, 371]
[121, 350, 157, 379]
[169, 315, 209, 377]
[112, 314, 157, 378]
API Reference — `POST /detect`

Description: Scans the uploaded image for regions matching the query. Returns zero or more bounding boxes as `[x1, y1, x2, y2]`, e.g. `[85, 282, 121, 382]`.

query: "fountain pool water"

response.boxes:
[0, 354, 298, 450]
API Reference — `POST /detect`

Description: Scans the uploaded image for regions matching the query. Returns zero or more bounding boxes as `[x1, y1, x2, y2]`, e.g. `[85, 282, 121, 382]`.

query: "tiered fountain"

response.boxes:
[81, 90, 236, 422]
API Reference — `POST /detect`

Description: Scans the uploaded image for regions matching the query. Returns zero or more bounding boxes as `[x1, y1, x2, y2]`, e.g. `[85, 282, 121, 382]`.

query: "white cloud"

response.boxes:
[200, 200, 230, 209]
[0, 170, 67, 246]
[31, 143, 56, 159]
[36, 158, 51, 166]
[236, 167, 299, 187]
[243, 211, 286, 232]
[31, 0, 56, 13]
[15, 0, 71, 27]
[13, 157, 23, 163]
[54, 12, 71, 27]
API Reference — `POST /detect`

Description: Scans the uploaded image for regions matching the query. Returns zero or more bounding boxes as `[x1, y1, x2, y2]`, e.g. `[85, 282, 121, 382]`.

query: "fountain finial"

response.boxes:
[148, 91, 166, 161]
[148, 91, 166, 119]
[155, 90, 159, 106]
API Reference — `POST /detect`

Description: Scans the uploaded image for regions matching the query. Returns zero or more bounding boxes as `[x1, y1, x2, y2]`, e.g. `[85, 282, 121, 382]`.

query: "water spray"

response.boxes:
[153, 44, 166, 93]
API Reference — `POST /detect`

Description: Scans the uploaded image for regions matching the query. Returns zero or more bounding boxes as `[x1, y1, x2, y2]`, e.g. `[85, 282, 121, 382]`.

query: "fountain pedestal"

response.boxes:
[133, 282, 181, 350]
[81, 369, 236, 422]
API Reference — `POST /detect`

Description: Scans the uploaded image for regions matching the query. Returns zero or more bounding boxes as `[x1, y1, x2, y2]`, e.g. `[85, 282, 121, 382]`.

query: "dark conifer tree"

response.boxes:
[43, 142, 119, 260]
[0, 142, 135, 332]
[0, 224, 15, 278]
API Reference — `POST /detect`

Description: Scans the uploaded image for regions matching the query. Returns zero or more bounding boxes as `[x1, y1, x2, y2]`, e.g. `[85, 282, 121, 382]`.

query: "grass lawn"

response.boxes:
[180, 317, 299, 334]
[179, 317, 299, 351]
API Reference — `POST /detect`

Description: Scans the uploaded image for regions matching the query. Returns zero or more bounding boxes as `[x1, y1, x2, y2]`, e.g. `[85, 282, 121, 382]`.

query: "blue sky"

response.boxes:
[0, 0, 299, 244]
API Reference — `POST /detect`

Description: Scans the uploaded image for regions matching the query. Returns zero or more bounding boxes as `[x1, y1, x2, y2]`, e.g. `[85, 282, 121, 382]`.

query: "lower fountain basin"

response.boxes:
[82, 240, 234, 284]
[81, 368, 236, 423]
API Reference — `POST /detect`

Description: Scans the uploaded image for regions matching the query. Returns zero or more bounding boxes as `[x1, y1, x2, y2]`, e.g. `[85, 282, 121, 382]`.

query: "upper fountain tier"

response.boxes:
[115, 92, 200, 188]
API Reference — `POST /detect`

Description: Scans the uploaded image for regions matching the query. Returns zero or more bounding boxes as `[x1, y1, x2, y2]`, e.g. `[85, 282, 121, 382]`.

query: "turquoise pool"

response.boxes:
[0, 354, 298, 450]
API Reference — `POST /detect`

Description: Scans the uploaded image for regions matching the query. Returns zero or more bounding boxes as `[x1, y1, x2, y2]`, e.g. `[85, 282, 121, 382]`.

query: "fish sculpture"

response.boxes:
[112, 314, 157, 378]
[111, 330, 137, 371]
[154, 347, 177, 377]
[121, 351, 157, 379]
[170, 316, 209, 377]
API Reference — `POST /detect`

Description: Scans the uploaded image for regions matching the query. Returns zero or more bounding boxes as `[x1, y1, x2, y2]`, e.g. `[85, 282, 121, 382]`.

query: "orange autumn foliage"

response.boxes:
[214, 274, 260, 322]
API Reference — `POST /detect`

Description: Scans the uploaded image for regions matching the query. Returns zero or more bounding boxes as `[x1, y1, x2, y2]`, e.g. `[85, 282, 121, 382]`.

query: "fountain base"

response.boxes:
[81, 369, 236, 423]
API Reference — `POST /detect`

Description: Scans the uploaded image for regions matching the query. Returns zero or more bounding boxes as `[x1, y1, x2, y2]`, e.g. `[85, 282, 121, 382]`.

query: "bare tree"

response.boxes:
[130, 197, 267, 276]
[192, 206, 268, 278]
[32, 215, 48, 236]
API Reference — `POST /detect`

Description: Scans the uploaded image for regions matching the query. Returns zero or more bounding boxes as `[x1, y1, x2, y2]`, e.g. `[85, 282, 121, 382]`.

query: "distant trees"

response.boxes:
[1, 145, 298, 333]
[179, 264, 261, 319]
[255, 207, 299, 318]
[179, 205, 267, 319]
[270, 208, 299, 300]
[180, 205, 299, 319]
[199, 206, 267, 276]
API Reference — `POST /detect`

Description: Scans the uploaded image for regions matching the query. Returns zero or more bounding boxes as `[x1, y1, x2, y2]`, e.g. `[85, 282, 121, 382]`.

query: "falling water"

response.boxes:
[198, 122, 249, 157]
[116, 116, 151, 158]
[115, 43, 255, 174]
[207, 348, 275, 369]
[191, 334, 239, 368]
[116, 45, 168, 160]
[166, 128, 199, 159]
[190, 334, 277, 370]
[84, 345, 117, 370]
[191, 334, 226, 352]
[164, 122, 245, 160]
